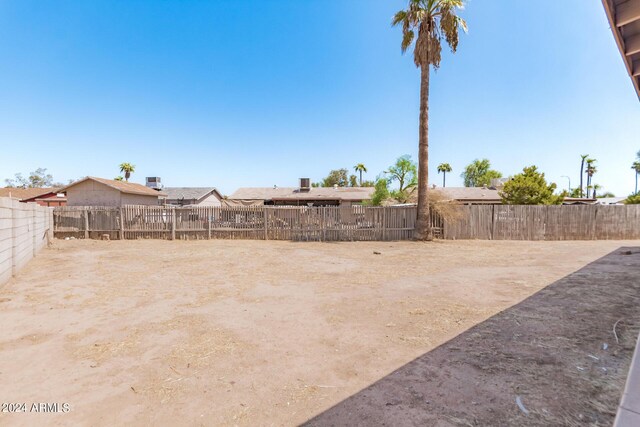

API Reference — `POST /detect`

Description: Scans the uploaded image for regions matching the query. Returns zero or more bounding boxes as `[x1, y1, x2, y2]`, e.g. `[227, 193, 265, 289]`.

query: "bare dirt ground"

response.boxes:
[306, 246, 640, 427]
[0, 239, 638, 426]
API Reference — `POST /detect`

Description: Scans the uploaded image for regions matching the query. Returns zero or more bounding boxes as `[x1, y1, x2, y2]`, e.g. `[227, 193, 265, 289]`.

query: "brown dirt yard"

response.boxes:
[0, 239, 638, 426]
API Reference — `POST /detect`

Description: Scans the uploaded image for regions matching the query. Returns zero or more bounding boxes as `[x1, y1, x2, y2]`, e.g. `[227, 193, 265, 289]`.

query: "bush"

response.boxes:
[624, 193, 640, 204]
[500, 166, 564, 205]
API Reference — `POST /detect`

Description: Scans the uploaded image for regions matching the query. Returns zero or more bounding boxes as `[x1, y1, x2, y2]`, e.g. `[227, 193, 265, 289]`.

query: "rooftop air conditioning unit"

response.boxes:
[299, 178, 311, 192]
[146, 177, 163, 190]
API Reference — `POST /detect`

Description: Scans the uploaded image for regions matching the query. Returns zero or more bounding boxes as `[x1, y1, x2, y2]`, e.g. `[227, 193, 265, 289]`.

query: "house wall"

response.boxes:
[121, 193, 161, 206]
[66, 180, 160, 206]
[23, 193, 67, 207]
[66, 180, 122, 206]
[38, 199, 67, 207]
[198, 193, 223, 207]
[0, 197, 53, 286]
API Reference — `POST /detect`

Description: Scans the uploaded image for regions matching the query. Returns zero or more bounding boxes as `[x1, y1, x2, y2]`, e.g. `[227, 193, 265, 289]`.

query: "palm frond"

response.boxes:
[394, 0, 466, 68]
[401, 30, 415, 53]
[392, 10, 407, 27]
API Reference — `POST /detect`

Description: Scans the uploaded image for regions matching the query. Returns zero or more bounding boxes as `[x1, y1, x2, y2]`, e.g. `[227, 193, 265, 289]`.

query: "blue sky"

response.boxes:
[1, 0, 639, 196]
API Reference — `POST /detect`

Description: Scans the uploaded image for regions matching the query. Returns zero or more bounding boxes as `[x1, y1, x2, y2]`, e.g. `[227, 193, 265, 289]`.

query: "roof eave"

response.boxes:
[602, 0, 640, 100]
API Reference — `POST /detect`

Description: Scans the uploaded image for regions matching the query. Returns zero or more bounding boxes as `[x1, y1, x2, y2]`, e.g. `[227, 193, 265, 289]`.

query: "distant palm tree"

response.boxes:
[354, 163, 368, 186]
[437, 163, 452, 187]
[592, 184, 601, 198]
[632, 161, 640, 194]
[579, 154, 589, 197]
[633, 151, 640, 194]
[585, 158, 597, 198]
[393, 0, 467, 240]
[119, 163, 135, 182]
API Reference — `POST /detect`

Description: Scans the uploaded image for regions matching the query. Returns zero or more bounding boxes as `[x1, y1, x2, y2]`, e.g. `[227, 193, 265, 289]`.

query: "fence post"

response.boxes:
[119, 207, 124, 240]
[84, 209, 89, 239]
[490, 204, 495, 240]
[263, 207, 268, 240]
[171, 208, 176, 240]
[207, 211, 212, 240]
[382, 207, 387, 241]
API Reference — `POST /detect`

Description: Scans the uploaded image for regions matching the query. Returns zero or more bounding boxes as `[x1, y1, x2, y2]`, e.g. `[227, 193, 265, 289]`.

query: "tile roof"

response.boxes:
[229, 186, 375, 201]
[59, 177, 166, 197]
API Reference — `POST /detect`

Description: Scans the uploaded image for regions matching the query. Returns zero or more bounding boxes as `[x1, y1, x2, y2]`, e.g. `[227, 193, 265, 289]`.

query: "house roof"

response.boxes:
[229, 186, 375, 201]
[435, 187, 502, 202]
[163, 187, 222, 201]
[602, 0, 640, 99]
[596, 196, 626, 205]
[0, 187, 60, 201]
[58, 177, 167, 197]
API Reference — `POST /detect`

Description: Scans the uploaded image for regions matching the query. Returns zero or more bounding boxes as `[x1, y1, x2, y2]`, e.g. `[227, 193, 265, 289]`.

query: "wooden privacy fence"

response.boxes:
[53, 205, 429, 241]
[444, 204, 640, 240]
[53, 204, 640, 241]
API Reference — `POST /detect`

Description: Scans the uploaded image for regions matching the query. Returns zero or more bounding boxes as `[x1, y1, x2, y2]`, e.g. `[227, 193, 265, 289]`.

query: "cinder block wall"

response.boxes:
[0, 197, 53, 285]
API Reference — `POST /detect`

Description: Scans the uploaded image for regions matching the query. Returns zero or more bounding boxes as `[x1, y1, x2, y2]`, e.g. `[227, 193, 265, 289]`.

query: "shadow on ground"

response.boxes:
[303, 247, 640, 427]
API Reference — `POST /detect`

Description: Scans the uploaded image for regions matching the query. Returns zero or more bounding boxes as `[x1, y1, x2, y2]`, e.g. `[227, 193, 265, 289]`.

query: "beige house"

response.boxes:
[60, 177, 166, 206]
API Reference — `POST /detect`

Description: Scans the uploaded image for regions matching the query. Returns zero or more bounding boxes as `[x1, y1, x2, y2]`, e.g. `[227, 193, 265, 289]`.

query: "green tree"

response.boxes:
[393, 0, 467, 240]
[114, 176, 124, 181]
[597, 191, 616, 198]
[361, 180, 376, 187]
[4, 168, 54, 188]
[386, 155, 417, 194]
[569, 187, 582, 198]
[353, 163, 368, 186]
[349, 174, 358, 187]
[579, 154, 589, 197]
[370, 178, 390, 206]
[119, 163, 136, 182]
[500, 166, 564, 205]
[461, 159, 502, 187]
[625, 193, 640, 204]
[320, 169, 348, 187]
[437, 162, 452, 187]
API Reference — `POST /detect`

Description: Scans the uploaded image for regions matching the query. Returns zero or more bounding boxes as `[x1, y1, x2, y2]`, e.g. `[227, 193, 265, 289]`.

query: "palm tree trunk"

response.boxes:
[414, 64, 432, 241]
[359, 170, 363, 187]
[579, 160, 584, 197]
[442, 172, 446, 188]
[635, 172, 638, 194]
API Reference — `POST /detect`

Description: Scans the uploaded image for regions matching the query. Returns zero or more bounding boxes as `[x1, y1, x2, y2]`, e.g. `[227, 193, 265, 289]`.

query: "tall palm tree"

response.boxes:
[354, 163, 368, 186]
[585, 158, 597, 198]
[119, 163, 135, 182]
[393, 0, 467, 240]
[592, 184, 601, 199]
[437, 162, 452, 187]
[579, 154, 589, 198]
[632, 160, 640, 194]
